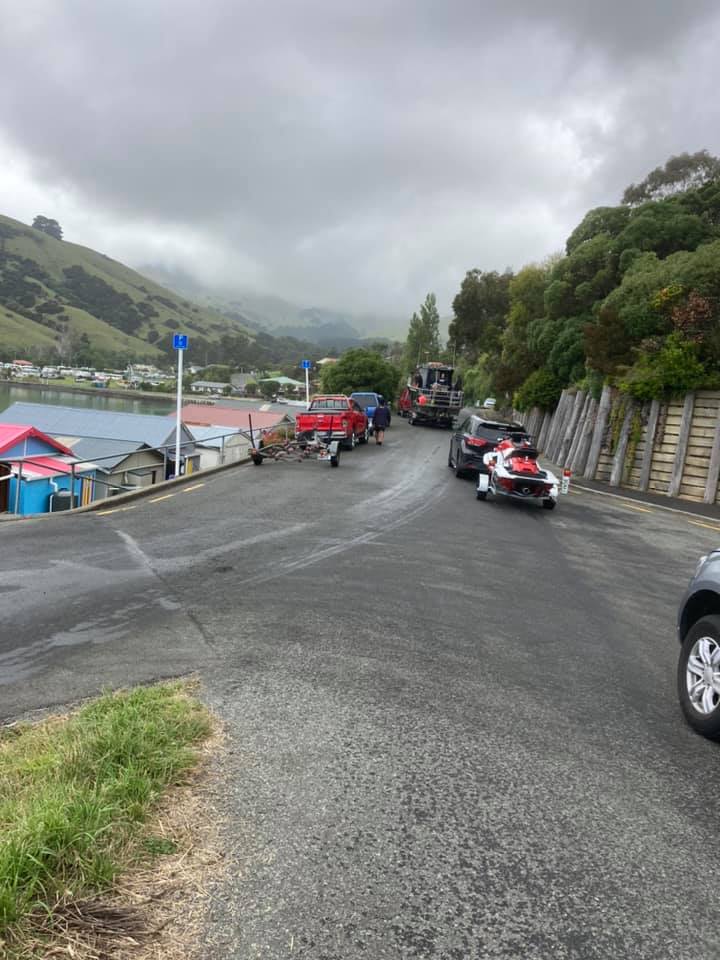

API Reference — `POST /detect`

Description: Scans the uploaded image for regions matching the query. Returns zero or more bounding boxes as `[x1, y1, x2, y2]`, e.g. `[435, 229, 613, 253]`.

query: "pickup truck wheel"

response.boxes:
[542, 499, 556, 510]
[358, 427, 369, 444]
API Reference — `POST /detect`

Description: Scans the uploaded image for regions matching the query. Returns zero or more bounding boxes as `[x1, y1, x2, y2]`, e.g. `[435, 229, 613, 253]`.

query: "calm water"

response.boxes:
[0, 382, 174, 417]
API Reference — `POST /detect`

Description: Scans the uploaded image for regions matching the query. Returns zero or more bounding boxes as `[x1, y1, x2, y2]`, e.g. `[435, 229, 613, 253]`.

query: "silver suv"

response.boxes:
[678, 549, 720, 738]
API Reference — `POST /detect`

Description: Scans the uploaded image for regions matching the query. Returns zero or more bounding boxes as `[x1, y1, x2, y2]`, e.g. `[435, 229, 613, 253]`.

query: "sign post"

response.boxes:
[301, 359, 312, 406]
[173, 333, 188, 478]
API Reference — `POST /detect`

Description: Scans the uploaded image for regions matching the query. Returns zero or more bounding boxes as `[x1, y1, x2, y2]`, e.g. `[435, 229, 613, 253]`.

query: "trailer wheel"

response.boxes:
[251, 453, 263, 466]
[330, 453, 340, 467]
[542, 499, 556, 510]
[476, 491, 487, 500]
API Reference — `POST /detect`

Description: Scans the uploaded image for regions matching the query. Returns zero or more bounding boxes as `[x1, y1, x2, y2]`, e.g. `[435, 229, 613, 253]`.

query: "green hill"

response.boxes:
[0, 213, 253, 365]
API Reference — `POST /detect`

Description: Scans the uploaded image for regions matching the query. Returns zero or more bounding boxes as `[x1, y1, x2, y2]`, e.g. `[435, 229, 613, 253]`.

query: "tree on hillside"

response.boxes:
[496, 263, 550, 394]
[320, 348, 400, 400]
[32, 216, 63, 241]
[622, 150, 720, 206]
[200, 364, 232, 382]
[448, 269, 511, 363]
[403, 293, 441, 370]
[259, 379, 280, 399]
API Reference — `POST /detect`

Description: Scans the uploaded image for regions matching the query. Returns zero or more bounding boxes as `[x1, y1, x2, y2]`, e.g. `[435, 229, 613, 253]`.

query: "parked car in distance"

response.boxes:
[677, 549, 720, 738]
[295, 395, 369, 449]
[448, 413, 529, 479]
[350, 392, 391, 435]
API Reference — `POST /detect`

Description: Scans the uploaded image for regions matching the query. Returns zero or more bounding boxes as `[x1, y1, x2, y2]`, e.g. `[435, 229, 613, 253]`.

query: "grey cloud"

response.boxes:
[0, 0, 719, 316]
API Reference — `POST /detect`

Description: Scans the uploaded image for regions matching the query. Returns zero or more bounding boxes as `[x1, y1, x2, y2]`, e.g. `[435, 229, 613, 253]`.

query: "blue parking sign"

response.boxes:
[301, 359, 312, 369]
[173, 333, 188, 350]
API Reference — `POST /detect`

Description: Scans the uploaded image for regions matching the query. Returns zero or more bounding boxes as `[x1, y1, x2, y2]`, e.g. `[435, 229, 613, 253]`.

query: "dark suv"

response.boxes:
[448, 412, 528, 479]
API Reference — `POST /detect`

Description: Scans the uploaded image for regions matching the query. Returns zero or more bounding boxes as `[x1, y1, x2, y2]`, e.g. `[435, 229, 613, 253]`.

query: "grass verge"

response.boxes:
[0, 682, 213, 957]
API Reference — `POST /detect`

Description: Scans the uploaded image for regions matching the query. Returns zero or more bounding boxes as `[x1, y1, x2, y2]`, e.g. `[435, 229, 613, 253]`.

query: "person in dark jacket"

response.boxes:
[372, 398, 391, 445]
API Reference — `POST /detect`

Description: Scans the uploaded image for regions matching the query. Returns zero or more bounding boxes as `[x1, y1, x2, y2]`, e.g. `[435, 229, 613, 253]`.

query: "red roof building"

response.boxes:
[178, 405, 292, 431]
[0, 424, 74, 456]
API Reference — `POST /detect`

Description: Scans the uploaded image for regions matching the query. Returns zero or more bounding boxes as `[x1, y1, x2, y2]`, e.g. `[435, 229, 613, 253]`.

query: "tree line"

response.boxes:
[403, 150, 720, 410]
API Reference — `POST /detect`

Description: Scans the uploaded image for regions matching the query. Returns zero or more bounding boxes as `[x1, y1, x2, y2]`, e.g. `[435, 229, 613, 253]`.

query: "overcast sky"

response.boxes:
[1, 0, 719, 323]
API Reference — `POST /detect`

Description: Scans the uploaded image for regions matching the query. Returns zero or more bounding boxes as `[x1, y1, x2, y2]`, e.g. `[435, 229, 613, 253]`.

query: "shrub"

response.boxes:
[513, 369, 563, 411]
[619, 333, 711, 400]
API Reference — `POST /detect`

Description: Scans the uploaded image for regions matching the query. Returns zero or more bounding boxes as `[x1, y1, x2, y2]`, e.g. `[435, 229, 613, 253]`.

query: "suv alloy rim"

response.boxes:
[686, 635, 720, 714]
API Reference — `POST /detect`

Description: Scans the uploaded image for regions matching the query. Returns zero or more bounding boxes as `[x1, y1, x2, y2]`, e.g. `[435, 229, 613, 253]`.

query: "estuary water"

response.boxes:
[0, 382, 174, 418]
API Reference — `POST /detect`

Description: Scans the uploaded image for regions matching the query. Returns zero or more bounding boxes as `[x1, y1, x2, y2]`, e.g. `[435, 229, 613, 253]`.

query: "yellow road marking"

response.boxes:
[148, 494, 175, 503]
[96, 508, 119, 516]
[183, 483, 205, 493]
[621, 503, 654, 513]
[687, 518, 720, 532]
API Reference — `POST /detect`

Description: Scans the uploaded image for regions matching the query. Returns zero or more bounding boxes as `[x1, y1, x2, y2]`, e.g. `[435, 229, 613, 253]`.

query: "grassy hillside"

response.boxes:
[0, 213, 252, 364]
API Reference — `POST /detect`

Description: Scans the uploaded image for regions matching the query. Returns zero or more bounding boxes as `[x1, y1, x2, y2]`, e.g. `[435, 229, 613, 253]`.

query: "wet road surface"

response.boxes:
[3, 423, 720, 958]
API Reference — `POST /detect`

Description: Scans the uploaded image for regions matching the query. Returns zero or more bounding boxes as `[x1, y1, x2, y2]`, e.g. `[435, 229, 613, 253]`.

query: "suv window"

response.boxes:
[311, 398, 346, 410]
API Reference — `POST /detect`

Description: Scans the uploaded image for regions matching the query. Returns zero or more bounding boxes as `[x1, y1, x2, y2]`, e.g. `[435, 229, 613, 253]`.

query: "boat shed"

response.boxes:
[0, 403, 200, 478]
[0, 424, 96, 515]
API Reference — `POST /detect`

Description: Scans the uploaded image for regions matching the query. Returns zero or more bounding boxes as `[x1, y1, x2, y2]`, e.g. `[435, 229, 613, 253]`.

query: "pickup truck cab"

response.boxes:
[295, 395, 369, 449]
[350, 392, 391, 435]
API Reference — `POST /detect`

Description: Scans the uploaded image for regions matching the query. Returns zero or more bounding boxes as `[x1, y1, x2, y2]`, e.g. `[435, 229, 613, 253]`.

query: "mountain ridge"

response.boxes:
[0, 213, 253, 364]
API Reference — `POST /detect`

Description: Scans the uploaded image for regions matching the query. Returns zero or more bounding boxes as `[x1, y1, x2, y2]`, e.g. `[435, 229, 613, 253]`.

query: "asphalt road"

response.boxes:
[3, 423, 720, 958]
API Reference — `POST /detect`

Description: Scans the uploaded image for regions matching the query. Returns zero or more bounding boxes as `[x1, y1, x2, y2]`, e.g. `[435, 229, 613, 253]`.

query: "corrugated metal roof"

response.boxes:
[56, 436, 159, 472]
[5, 455, 95, 479]
[0, 423, 74, 456]
[179, 404, 290, 430]
[189, 425, 247, 448]
[0, 403, 194, 449]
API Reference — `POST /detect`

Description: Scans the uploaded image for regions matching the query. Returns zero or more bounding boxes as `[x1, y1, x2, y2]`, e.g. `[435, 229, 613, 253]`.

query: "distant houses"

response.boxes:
[190, 380, 231, 395]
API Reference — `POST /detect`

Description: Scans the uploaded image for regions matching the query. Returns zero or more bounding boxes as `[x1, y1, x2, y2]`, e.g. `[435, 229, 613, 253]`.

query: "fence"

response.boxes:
[520, 387, 720, 505]
[0, 424, 270, 515]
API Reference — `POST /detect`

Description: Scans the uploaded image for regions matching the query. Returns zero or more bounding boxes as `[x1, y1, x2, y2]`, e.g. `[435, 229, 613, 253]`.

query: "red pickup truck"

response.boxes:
[295, 395, 369, 449]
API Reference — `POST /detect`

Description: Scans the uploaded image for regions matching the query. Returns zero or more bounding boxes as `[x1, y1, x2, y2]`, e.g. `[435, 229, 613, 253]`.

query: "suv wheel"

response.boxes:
[454, 457, 466, 479]
[678, 615, 720, 739]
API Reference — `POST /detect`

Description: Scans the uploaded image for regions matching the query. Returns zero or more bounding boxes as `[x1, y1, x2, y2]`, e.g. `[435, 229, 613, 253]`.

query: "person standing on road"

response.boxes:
[373, 398, 390, 445]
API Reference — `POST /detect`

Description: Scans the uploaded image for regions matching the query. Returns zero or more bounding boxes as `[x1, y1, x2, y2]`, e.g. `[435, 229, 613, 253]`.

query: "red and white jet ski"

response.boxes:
[477, 437, 558, 510]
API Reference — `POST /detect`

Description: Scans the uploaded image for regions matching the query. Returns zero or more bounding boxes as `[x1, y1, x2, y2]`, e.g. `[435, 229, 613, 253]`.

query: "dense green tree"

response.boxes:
[448, 269, 511, 363]
[614, 201, 713, 260]
[403, 293, 441, 370]
[497, 263, 549, 393]
[259, 379, 281, 399]
[199, 364, 232, 382]
[320, 347, 400, 400]
[622, 150, 720, 205]
[31, 216, 63, 241]
[513, 369, 563, 411]
[566, 206, 630, 254]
